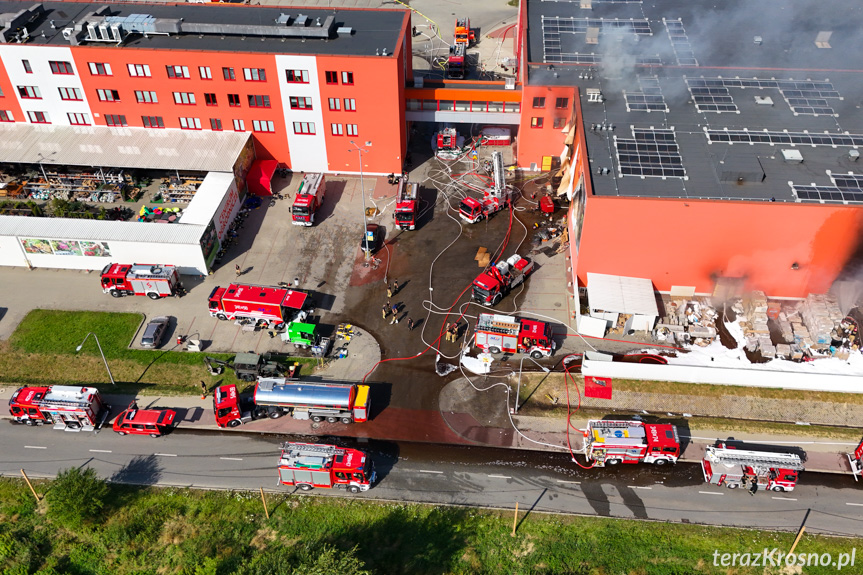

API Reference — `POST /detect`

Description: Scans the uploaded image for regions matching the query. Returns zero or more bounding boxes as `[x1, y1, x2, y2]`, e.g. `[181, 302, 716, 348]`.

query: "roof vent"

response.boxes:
[337, 26, 352, 36]
[815, 31, 832, 49]
[275, 13, 290, 25]
[295, 14, 308, 27]
[753, 35, 762, 45]
[849, 149, 860, 162]
[781, 149, 804, 164]
[755, 96, 773, 106]
[587, 88, 603, 102]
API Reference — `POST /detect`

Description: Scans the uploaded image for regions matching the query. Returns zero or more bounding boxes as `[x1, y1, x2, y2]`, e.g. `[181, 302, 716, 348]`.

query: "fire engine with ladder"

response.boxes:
[277, 442, 375, 493]
[100, 263, 182, 299]
[701, 441, 804, 492]
[471, 254, 535, 306]
[291, 172, 326, 226]
[473, 313, 556, 358]
[9, 385, 111, 432]
[848, 437, 863, 481]
[581, 419, 681, 467]
[459, 151, 513, 224]
[393, 179, 420, 230]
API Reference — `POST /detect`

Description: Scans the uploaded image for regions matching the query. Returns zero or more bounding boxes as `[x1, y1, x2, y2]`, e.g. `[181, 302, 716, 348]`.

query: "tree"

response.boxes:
[45, 467, 109, 528]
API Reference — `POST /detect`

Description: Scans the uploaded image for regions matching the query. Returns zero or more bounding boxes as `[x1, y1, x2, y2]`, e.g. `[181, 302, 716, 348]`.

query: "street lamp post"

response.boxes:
[349, 140, 372, 260]
[76, 332, 116, 386]
[515, 355, 550, 414]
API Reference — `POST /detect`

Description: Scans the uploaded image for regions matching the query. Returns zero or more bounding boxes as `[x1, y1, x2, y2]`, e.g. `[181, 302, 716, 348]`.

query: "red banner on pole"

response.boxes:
[584, 376, 612, 399]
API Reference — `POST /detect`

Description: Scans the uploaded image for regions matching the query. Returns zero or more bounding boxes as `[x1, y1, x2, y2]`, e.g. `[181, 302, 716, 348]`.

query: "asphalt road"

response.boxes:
[6, 424, 863, 537]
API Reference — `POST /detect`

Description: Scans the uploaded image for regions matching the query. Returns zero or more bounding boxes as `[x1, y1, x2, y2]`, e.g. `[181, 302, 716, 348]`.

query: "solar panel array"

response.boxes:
[705, 129, 863, 147]
[624, 77, 668, 112]
[663, 18, 698, 66]
[686, 79, 738, 113]
[541, 16, 651, 63]
[684, 77, 840, 116]
[615, 128, 686, 178]
[831, 173, 863, 189]
[792, 185, 863, 203]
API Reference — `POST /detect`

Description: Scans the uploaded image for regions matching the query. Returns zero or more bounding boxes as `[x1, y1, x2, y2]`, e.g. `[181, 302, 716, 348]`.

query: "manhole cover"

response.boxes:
[554, 302, 562, 308]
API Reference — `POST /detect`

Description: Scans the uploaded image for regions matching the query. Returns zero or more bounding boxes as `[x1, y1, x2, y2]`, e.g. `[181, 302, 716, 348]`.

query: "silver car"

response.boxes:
[141, 316, 170, 348]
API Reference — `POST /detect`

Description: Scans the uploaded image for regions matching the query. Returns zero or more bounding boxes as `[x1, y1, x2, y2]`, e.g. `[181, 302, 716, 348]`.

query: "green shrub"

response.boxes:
[45, 468, 108, 529]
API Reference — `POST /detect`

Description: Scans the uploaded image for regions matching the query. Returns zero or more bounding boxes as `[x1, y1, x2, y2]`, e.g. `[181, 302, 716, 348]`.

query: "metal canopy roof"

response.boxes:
[586, 272, 659, 316]
[0, 214, 205, 243]
[0, 124, 250, 172]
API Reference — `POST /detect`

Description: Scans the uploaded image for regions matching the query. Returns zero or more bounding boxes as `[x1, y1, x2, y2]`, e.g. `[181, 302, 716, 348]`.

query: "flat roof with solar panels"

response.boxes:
[524, 0, 863, 203]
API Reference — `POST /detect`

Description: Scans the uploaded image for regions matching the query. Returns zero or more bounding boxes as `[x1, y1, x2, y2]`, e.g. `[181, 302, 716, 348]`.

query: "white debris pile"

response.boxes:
[655, 297, 718, 346]
[800, 293, 844, 347]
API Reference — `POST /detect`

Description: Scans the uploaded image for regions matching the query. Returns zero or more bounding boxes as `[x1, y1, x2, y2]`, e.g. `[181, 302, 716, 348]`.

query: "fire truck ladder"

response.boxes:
[491, 151, 506, 199]
[281, 442, 345, 458]
[708, 448, 804, 472]
[477, 315, 517, 334]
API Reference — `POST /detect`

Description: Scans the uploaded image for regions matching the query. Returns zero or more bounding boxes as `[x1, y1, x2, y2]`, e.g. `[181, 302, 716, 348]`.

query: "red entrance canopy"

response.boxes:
[247, 159, 278, 196]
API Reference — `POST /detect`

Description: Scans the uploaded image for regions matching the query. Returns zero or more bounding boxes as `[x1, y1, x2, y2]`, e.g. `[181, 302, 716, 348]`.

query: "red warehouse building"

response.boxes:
[0, 1, 411, 175]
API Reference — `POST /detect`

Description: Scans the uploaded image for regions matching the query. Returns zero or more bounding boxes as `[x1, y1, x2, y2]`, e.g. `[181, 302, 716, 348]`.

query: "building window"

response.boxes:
[88, 62, 112, 76]
[179, 117, 201, 130]
[532, 97, 546, 108]
[331, 123, 343, 136]
[328, 98, 341, 111]
[341, 71, 354, 85]
[346, 124, 358, 136]
[50, 61, 74, 75]
[67, 113, 90, 126]
[232, 119, 245, 132]
[249, 95, 272, 108]
[228, 94, 240, 107]
[199, 66, 212, 80]
[27, 111, 48, 124]
[530, 117, 544, 128]
[288, 96, 311, 110]
[22, 60, 32, 73]
[223, 67, 235, 81]
[0, 110, 13, 122]
[210, 118, 223, 131]
[253, 120, 275, 133]
[142, 116, 164, 128]
[135, 90, 158, 103]
[555, 97, 569, 109]
[97, 89, 120, 102]
[553, 117, 567, 129]
[104, 114, 127, 127]
[344, 98, 356, 111]
[204, 93, 217, 106]
[325, 71, 338, 84]
[58, 87, 83, 101]
[293, 121, 315, 135]
[285, 69, 309, 83]
[17, 86, 41, 99]
[127, 63, 151, 77]
[243, 68, 266, 82]
[166, 65, 190, 79]
[173, 92, 196, 105]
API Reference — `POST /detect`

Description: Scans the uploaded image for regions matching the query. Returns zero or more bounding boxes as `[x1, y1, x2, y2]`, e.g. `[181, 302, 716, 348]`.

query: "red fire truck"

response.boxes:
[581, 419, 681, 467]
[9, 385, 110, 432]
[702, 441, 804, 493]
[291, 172, 326, 226]
[447, 42, 466, 79]
[100, 263, 181, 299]
[472, 254, 535, 306]
[454, 17, 475, 46]
[459, 152, 513, 223]
[848, 438, 863, 481]
[473, 313, 556, 359]
[278, 442, 375, 493]
[213, 378, 370, 428]
[208, 284, 311, 328]
[394, 180, 420, 230]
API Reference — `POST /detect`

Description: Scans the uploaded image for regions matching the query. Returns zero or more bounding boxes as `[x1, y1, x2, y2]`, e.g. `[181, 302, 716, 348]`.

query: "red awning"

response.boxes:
[247, 159, 278, 196]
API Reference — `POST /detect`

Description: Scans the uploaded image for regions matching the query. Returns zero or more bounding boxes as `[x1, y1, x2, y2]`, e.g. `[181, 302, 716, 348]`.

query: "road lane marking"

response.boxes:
[155, 453, 177, 457]
[772, 496, 797, 501]
[418, 470, 443, 474]
[699, 491, 724, 495]
[488, 474, 511, 479]
[846, 503, 863, 507]
[557, 480, 581, 484]
[628, 486, 652, 490]
[89, 449, 112, 453]
[220, 457, 243, 461]
[24, 446, 46, 449]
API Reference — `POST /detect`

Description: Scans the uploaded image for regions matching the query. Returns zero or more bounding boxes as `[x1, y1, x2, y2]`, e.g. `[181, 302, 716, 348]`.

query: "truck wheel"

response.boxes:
[150, 433, 159, 438]
[274, 322, 285, 331]
[771, 485, 785, 492]
[530, 351, 543, 360]
[24, 419, 35, 426]
[227, 419, 241, 428]
[268, 409, 284, 419]
[653, 458, 668, 466]
[147, 292, 160, 300]
[326, 416, 338, 424]
[727, 483, 739, 489]
[241, 374, 255, 382]
[298, 484, 313, 491]
[341, 417, 352, 425]
[607, 458, 621, 466]
[348, 485, 360, 494]
[492, 293, 502, 306]
[110, 289, 121, 298]
[254, 407, 269, 419]
[311, 415, 324, 423]
[489, 346, 501, 355]
[117, 431, 126, 435]
[217, 313, 227, 321]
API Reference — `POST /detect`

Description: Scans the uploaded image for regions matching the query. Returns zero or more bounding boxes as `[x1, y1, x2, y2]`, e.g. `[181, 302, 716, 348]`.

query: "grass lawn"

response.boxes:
[0, 310, 318, 396]
[2, 477, 860, 575]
